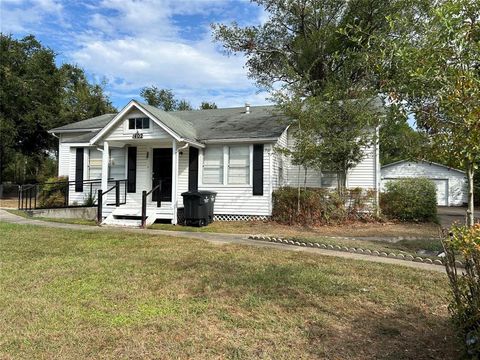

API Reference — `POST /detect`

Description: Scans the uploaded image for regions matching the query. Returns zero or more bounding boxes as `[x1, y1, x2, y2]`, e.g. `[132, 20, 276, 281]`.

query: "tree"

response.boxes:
[213, 0, 409, 192]
[0, 34, 116, 184]
[177, 99, 193, 111]
[140, 86, 178, 111]
[0, 34, 62, 185]
[281, 95, 381, 193]
[140, 86, 194, 111]
[379, 105, 430, 165]
[59, 64, 116, 125]
[200, 101, 217, 110]
[368, 0, 480, 226]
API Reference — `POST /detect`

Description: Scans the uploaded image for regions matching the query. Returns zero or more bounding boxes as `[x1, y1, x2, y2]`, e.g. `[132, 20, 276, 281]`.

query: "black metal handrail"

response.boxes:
[97, 179, 128, 223]
[141, 180, 162, 228]
[18, 179, 103, 210]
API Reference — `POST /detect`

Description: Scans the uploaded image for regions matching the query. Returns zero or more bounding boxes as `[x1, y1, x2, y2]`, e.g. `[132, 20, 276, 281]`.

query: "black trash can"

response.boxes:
[181, 190, 217, 227]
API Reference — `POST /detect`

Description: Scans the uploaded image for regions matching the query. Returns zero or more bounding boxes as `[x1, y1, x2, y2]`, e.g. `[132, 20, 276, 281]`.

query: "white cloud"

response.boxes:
[70, 36, 249, 90]
[0, 0, 63, 33]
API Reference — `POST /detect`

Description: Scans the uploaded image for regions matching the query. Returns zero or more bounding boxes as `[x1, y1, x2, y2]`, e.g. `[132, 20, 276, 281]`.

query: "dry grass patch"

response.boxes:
[0, 222, 460, 359]
[0, 198, 18, 208]
[151, 220, 441, 239]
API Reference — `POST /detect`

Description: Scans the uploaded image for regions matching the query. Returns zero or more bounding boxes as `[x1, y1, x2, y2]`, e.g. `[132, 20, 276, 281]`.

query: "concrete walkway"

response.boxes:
[0, 209, 445, 273]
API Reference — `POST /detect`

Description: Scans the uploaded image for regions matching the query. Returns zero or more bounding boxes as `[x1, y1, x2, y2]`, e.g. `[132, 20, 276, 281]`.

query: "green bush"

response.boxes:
[272, 187, 376, 226]
[443, 224, 480, 357]
[39, 176, 68, 208]
[380, 178, 437, 222]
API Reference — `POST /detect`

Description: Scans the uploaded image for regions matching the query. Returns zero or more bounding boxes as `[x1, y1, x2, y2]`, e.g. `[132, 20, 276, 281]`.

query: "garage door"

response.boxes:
[432, 179, 448, 206]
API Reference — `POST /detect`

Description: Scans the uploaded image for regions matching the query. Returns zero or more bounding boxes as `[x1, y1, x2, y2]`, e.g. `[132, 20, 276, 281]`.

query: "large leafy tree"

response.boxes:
[0, 34, 115, 184]
[59, 64, 116, 125]
[140, 86, 193, 111]
[367, 0, 480, 225]
[379, 106, 430, 165]
[213, 0, 422, 192]
[0, 35, 62, 184]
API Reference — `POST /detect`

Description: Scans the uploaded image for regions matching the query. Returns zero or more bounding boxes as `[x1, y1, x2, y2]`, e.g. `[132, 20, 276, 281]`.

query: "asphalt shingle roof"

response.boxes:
[50, 103, 289, 142]
[50, 114, 116, 132]
[173, 105, 288, 140]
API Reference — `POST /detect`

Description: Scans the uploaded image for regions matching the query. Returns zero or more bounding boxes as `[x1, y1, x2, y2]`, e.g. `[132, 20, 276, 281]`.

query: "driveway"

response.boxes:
[437, 206, 480, 227]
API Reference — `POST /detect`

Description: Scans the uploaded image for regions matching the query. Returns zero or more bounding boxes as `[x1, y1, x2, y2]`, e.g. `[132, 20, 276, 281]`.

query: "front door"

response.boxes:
[152, 148, 172, 202]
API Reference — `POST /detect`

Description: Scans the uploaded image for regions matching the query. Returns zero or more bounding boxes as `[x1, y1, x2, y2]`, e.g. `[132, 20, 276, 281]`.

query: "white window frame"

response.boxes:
[202, 146, 225, 185]
[124, 116, 152, 134]
[227, 145, 251, 185]
[200, 145, 253, 187]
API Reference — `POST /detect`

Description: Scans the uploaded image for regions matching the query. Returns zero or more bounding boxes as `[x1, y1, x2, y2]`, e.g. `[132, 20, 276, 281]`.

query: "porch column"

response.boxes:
[101, 141, 109, 201]
[172, 140, 178, 224]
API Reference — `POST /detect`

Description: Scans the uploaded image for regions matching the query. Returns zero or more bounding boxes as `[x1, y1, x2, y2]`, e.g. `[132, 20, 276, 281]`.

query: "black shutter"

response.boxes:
[75, 148, 84, 192]
[188, 147, 199, 191]
[253, 144, 264, 196]
[127, 147, 137, 193]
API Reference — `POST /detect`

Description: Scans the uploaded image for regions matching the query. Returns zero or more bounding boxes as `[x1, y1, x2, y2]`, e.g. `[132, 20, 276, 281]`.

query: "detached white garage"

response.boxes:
[381, 160, 467, 206]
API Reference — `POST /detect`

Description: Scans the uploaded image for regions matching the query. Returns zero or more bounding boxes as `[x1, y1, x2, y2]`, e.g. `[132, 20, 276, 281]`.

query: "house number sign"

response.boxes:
[132, 131, 143, 139]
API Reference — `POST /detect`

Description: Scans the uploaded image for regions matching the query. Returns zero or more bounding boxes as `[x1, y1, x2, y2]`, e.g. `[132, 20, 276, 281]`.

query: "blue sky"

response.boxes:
[1, 0, 271, 110]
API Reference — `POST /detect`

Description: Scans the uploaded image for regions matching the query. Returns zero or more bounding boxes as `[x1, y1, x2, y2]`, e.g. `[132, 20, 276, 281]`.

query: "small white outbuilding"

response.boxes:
[381, 160, 467, 206]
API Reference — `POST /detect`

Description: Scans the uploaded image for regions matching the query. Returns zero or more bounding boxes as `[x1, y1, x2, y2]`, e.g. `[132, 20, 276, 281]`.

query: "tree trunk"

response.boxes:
[466, 162, 475, 227]
[304, 166, 307, 190]
[337, 170, 347, 196]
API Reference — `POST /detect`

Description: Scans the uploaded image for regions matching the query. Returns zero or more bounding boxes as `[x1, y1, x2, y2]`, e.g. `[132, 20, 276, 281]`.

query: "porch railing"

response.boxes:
[141, 180, 162, 228]
[97, 179, 128, 223]
[18, 179, 102, 210]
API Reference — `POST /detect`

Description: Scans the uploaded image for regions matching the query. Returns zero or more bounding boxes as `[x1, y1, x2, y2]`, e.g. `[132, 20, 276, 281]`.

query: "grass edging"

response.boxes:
[248, 234, 465, 268]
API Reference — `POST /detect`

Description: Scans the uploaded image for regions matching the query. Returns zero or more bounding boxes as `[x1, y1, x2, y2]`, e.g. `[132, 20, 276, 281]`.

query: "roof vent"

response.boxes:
[245, 103, 250, 114]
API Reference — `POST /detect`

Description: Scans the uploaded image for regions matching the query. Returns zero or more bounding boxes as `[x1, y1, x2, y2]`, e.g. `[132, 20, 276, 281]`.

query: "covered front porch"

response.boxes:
[97, 138, 193, 226]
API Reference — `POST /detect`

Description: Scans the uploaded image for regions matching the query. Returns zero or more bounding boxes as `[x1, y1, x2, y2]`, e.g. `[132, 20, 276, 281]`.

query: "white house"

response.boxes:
[381, 160, 467, 206]
[48, 100, 380, 226]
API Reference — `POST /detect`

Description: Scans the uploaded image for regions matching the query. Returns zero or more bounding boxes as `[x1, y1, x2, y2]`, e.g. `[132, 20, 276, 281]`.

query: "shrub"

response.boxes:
[443, 224, 480, 357]
[380, 178, 437, 222]
[272, 187, 376, 226]
[39, 176, 68, 208]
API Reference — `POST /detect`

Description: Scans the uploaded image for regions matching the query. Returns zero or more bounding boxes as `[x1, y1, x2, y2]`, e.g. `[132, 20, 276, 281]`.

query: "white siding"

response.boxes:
[347, 145, 376, 188]
[272, 129, 288, 190]
[177, 146, 190, 207]
[282, 128, 376, 190]
[58, 137, 70, 177]
[105, 108, 170, 141]
[198, 144, 272, 216]
[381, 161, 467, 206]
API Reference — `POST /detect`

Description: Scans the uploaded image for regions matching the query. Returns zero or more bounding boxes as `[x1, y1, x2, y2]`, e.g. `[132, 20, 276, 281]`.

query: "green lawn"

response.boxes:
[0, 222, 460, 359]
[7, 210, 443, 257]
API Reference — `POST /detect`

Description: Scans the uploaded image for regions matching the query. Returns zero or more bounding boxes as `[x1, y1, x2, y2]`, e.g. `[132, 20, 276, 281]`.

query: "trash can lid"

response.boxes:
[181, 190, 217, 197]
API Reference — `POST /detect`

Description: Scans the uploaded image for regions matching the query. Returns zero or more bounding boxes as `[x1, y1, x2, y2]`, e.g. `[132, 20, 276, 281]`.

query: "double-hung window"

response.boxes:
[202, 145, 251, 185]
[202, 146, 224, 184]
[128, 117, 149, 130]
[228, 146, 250, 184]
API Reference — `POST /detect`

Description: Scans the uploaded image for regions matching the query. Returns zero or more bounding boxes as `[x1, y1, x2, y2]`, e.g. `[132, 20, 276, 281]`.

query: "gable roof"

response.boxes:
[49, 114, 116, 132]
[173, 105, 288, 141]
[381, 160, 465, 174]
[49, 100, 289, 144]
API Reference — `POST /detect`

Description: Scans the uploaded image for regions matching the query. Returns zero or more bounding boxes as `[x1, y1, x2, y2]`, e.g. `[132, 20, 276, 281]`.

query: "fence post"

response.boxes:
[141, 190, 147, 228]
[34, 185, 37, 209]
[65, 181, 69, 207]
[115, 180, 120, 207]
[17, 185, 21, 210]
[97, 189, 103, 224]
